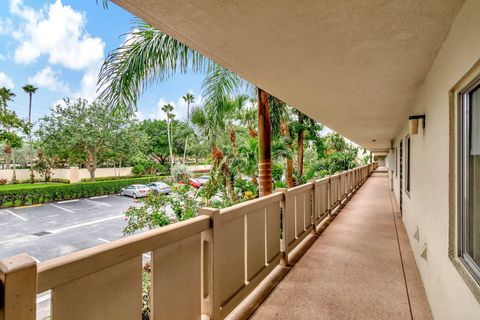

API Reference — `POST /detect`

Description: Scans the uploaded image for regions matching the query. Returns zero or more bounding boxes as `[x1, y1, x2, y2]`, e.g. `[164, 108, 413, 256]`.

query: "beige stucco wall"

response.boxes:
[0, 165, 211, 183]
[0, 167, 133, 183]
[390, 0, 480, 318]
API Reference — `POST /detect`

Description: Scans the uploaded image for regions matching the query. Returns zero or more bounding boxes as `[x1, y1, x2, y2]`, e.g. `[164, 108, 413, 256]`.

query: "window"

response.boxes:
[405, 136, 411, 193]
[395, 147, 398, 177]
[459, 78, 480, 283]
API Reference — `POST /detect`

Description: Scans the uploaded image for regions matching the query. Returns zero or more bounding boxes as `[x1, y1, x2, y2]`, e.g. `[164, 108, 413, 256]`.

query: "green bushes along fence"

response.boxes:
[0, 176, 160, 207]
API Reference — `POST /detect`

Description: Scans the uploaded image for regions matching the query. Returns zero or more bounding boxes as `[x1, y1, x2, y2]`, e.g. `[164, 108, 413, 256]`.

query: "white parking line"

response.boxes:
[90, 195, 108, 199]
[47, 215, 123, 234]
[5, 209, 27, 221]
[0, 222, 8, 226]
[58, 199, 79, 204]
[84, 199, 111, 207]
[49, 204, 74, 213]
[97, 237, 150, 259]
[46, 214, 60, 218]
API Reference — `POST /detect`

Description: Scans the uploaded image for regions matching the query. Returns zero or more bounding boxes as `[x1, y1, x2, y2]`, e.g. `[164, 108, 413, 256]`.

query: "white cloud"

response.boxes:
[28, 66, 70, 93]
[75, 63, 101, 101]
[11, 0, 105, 70]
[0, 72, 15, 89]
[0, 17, 13, 35]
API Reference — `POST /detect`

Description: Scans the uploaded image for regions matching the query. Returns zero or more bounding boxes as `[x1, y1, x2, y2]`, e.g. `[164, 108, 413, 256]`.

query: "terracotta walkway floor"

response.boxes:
[250, 171, 432, 320]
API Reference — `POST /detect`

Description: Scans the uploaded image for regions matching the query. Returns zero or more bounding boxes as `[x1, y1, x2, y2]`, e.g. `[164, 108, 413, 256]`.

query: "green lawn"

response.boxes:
[0, 183, 65, 191]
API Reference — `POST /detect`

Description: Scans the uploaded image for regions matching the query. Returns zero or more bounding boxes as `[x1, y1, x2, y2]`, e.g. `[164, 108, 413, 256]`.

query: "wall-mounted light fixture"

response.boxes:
[409, 114, 426, 135]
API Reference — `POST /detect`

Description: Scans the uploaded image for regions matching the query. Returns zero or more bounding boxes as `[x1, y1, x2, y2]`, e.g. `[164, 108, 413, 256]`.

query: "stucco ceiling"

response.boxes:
[113, 0, 464, 151]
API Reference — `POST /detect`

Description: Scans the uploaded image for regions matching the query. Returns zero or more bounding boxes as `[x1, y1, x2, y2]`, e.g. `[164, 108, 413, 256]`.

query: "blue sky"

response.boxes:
[0, 0, 205, 122]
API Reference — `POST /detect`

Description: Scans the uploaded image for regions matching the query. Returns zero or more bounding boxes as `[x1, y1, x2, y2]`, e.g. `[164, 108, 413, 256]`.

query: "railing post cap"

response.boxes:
[0, 253, 36, 274]
[198, 207, 220, 218]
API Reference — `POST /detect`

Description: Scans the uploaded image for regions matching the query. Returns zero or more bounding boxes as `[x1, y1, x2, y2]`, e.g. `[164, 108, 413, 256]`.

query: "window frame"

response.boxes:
[405, 136, 411, 193]
[458, 75, 480, 284]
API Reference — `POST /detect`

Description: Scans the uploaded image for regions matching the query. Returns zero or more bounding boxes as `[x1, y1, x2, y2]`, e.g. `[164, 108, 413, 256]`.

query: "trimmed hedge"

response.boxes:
[0, 176, 160, 207]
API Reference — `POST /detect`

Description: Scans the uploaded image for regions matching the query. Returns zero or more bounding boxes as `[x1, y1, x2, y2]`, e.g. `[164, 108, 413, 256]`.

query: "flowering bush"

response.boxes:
[123, 184, 201, 235]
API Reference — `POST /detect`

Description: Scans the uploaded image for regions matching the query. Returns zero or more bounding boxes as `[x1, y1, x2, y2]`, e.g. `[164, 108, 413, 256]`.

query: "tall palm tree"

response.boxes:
[21, 84, 38, 124]
[22, 84, 38, 182]
[0, 87, 16, 169]
[161, 103, 174, 172]
[182, 92, 194, 163]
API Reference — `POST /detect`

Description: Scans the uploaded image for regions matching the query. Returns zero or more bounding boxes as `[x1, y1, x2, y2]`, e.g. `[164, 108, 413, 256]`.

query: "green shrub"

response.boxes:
[0, 176, 160, 207]
[132, 164, 145, 176]
[171, 164, 189, 182]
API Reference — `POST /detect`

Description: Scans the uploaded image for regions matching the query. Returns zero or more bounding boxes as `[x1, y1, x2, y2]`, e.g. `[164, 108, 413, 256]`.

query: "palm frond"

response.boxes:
[98, 21, 211, 113]
[201, 64, 247, 109]
[96, 0, 110, 9]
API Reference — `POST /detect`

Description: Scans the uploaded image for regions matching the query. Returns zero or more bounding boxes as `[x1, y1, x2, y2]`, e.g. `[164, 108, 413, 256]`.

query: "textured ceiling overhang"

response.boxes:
[113, 0, 464, 151]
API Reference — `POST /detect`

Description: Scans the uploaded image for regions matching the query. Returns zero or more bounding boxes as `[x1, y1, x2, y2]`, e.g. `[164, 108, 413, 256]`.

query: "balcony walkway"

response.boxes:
[250, 170, 432, 320]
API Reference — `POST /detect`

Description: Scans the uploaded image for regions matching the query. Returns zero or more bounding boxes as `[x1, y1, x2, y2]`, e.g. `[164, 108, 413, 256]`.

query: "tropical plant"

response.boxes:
[123, 184, 200, 235]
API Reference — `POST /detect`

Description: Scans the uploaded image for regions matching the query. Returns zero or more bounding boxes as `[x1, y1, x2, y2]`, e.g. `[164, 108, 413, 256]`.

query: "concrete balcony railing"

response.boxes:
[0, 163, 377, 320]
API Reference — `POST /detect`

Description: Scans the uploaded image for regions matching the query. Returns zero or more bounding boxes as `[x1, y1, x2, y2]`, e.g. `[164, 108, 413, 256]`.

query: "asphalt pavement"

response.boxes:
[0, 194, 144, 319]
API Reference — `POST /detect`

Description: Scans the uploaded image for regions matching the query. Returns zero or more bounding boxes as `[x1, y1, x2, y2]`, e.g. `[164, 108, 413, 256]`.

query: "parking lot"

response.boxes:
[0, 194, 144, 319]
[0, 194, 139, 262]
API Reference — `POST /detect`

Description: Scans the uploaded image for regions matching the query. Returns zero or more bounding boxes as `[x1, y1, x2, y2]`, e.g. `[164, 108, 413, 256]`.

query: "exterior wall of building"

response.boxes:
[390, 0, 480, 318]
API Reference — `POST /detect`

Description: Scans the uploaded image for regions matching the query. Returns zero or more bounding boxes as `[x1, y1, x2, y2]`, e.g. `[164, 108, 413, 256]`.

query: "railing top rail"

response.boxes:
[36, 215, 211, 293]
[214, 192, 283, 224]
[285, 181, 314, 196]
[315, 177, 330, 185]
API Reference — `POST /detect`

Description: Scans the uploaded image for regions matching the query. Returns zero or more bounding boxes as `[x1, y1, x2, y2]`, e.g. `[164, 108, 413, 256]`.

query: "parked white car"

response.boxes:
[146, 182, 171, 195]
[197, 175, 210, 186]
[119, 184, 150, 198]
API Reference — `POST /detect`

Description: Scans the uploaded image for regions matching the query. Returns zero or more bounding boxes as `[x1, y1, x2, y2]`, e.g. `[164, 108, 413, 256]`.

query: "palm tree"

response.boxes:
[161, 103, 174, 172]
[0, 87, 16, 112]
[22, 84, 38, 182]
[98, 21, 273, 195]
[21, 84, 38, 124]
[296, 110, 306, 178]
[182, 93, 194, 163]
[0, 87, 16, 169]
[257, 88, 272, 196]
[269, 96, 294, 187]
